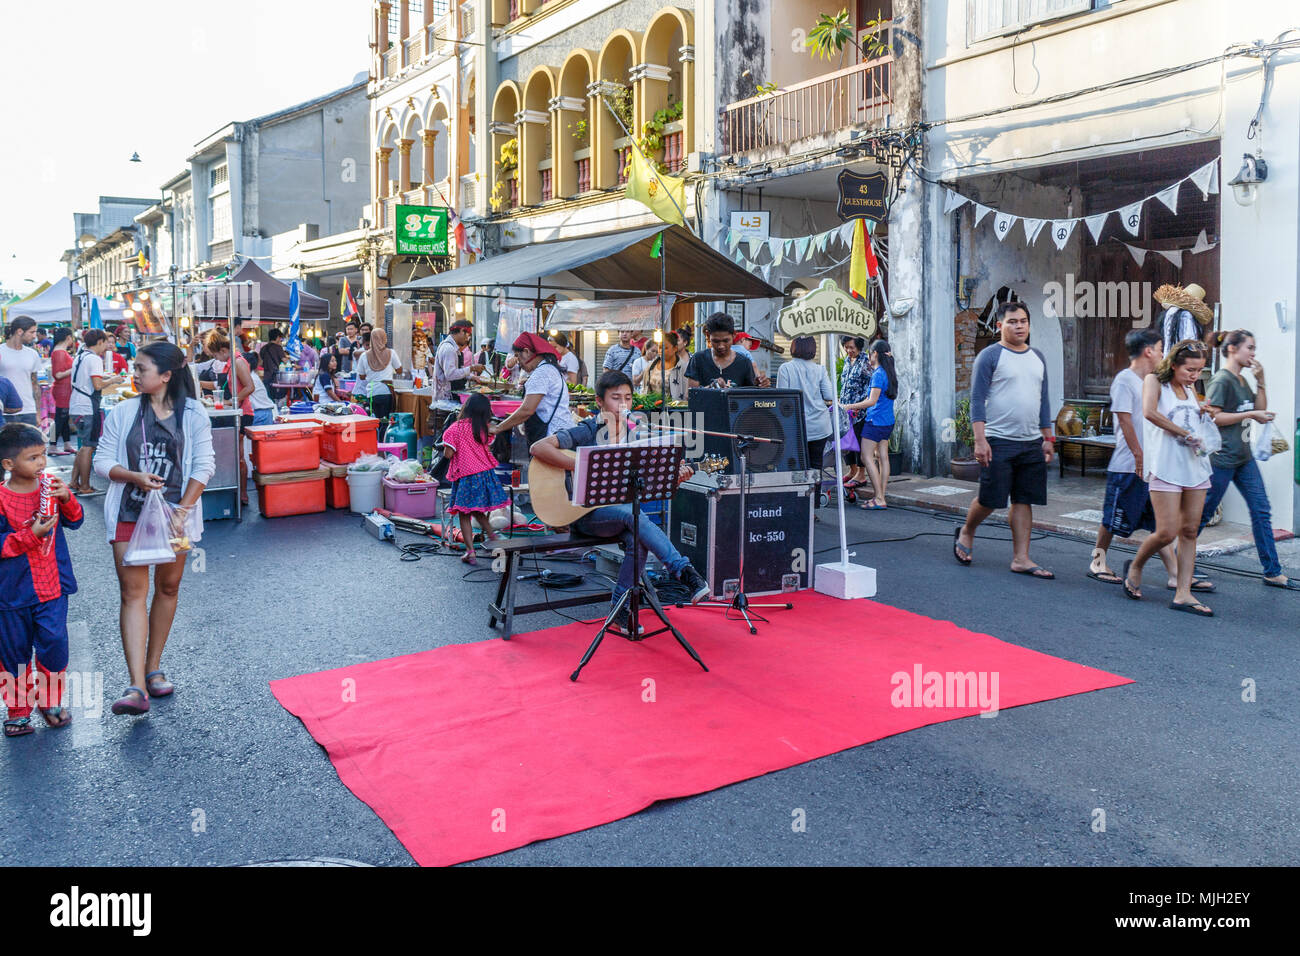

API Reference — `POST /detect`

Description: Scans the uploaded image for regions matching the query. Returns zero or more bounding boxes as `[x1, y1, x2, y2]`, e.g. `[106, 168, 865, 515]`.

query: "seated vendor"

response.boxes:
[530, 370, 712, 634]
[684, 312, 770, 390]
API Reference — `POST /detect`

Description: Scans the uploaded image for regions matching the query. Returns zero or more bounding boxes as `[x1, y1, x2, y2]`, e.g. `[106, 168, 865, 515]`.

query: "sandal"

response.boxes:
[110, 687, 150, 716]
[39, 706, 72, 729]
[145, 670, 174, 698]
[1121, 560, 1142, 601]
[3, 716, 33, 738]
[1170, 600, 1214, 617]
[952, 527, 972, 566]
[461, 551, 478, 566]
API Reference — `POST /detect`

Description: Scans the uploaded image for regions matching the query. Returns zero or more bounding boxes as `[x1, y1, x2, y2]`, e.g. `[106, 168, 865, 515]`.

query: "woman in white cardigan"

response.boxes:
[94, 342, 215, 715]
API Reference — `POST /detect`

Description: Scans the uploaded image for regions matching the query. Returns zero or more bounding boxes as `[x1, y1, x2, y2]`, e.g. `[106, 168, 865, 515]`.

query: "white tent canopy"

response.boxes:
[6, 277, 86, 326]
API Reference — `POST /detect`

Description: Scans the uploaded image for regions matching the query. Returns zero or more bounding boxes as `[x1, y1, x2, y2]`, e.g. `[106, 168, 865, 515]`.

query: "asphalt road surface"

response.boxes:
[2, 489, 1296, 867]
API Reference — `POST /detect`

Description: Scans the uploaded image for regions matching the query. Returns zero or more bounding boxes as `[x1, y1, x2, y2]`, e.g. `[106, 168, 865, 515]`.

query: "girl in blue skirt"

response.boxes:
[441, 393, 507, 565]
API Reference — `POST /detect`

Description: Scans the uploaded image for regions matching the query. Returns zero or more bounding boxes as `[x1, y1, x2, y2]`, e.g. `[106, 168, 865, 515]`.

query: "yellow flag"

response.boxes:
[849, 218, 868, 300]
[625, 149, 685, 227]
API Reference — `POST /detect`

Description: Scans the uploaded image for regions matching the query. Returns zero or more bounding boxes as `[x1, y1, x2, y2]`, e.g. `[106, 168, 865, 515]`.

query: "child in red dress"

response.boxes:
[440, 394, 507, 565]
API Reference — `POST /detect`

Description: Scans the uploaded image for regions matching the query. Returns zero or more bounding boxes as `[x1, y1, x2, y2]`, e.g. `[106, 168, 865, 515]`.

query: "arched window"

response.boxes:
[490, 83, 520, 211]
[640, 9, 693, 173]
[521, 67, 556, 205]
[596, 31, 640, 189]
[556, 51, 596, 197]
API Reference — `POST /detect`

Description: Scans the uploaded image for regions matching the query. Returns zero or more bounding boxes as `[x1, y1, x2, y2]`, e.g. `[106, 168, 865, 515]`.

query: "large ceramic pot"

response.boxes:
[951, 457, 981, 482]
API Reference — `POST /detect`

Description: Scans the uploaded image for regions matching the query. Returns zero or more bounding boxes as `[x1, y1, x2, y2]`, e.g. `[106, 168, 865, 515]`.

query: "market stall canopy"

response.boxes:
[390, 224, 782, 299]
[4, 278, 85, 325]
[188, 260, 329, 322]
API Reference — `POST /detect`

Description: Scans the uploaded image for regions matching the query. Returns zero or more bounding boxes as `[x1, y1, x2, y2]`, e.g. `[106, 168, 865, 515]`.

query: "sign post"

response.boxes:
[395, 205, 450, 256]
[778, 280, 878, 601]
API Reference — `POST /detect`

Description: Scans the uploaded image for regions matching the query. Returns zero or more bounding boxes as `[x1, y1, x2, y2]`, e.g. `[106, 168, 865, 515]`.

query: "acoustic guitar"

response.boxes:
[530, 450, 728, 527]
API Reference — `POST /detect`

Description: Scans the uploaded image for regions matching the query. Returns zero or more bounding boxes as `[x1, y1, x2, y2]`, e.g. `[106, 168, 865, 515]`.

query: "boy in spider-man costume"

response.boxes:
[0, 424, 83, 738]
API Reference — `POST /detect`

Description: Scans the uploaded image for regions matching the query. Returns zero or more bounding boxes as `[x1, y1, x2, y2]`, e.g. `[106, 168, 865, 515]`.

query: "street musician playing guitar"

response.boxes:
[530, 370, 712, 634]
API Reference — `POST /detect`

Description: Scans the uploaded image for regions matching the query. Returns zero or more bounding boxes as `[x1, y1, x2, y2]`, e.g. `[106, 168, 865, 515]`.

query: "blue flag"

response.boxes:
[286, 282, 302, 360]
[89, 298, 103, 330]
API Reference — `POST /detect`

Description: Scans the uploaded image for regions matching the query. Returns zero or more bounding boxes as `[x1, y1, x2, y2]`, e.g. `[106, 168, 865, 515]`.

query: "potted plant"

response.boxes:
[950, 397, 981, 482]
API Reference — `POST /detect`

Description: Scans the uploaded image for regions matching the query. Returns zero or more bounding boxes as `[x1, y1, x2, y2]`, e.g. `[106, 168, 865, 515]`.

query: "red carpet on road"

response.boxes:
[271, 592, 1131, 866]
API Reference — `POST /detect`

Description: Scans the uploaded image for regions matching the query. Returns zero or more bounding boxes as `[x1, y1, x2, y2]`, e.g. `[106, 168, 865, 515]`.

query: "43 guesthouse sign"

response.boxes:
[395, 205, 449, 255]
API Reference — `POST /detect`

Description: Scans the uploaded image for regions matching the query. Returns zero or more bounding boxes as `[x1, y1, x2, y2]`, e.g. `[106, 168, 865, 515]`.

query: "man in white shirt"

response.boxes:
[1087, 328, 1195, 590]
[432, 320, 484, 404]
[0, 317, 42, 426]
[68, 329, 122, 494]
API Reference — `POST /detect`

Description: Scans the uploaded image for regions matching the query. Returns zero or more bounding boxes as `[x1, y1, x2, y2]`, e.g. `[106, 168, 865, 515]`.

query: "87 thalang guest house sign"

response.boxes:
[778, 280, 877, 338]
[395, 205, 449, 256]
[836, 170, 888, 223]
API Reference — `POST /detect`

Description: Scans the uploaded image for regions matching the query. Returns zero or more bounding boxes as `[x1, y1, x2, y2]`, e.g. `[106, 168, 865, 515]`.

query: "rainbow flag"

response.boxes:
[341, 277, 360, 320]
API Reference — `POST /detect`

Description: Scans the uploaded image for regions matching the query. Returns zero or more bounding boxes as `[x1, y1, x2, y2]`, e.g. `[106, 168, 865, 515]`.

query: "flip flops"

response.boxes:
[952, 527, 972, 566]
[110, 687, 149, 716]
[1121, 560, 1142, 600]
[39, 706, 72, 728]
[1010, 565, 1055, 579]
[1087, 569, 1123, 584]
[1170, 600, 1213, 617]
[1263, 576, 1300, 590]
[3, 717, 33, 738]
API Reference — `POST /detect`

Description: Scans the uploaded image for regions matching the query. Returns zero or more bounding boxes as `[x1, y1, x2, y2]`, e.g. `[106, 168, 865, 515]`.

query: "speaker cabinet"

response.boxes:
[687, 387, 808, 473]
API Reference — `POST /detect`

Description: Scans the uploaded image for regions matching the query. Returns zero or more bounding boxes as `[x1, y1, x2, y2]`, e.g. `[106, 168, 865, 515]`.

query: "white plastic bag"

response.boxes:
[386, 458, 426, 483]
[122, 490, 192, 566]
[1252, 421, 1275, 461]
[1193, 413, 1221, 458]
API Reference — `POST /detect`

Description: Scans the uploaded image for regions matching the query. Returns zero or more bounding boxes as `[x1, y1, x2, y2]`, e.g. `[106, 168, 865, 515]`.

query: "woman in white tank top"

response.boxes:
[1122, 340, 1214, 615]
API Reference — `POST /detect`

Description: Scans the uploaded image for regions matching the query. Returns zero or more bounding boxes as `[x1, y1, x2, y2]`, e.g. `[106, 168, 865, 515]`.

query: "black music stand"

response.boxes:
[569, 442, 708, 681]
[691, 434, 794, 634]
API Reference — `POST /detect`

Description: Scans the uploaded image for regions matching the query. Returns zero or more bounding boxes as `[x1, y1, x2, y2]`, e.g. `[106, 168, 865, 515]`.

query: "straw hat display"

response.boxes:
[1153, 283, 1213, 326]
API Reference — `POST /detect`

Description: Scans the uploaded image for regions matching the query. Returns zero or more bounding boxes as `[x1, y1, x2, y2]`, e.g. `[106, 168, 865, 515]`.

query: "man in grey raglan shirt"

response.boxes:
[952, 301, 1057, 579]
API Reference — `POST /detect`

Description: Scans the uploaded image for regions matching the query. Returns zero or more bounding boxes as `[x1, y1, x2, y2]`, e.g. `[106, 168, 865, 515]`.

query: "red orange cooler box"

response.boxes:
[246, 422, 322, 474]
[252, 467, 330, 518]
[319, 415, 380, 465]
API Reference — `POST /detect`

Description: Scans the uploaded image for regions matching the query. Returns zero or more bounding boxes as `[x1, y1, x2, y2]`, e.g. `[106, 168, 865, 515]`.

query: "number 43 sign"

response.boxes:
[395, 205, 449, 256]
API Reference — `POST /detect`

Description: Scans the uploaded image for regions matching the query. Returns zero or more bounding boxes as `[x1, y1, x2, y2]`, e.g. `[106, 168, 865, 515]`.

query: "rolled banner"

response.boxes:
[993, 211, 1018, 242]
[1049, 219, 1078, 251]
[1118, 199, 1143, 237]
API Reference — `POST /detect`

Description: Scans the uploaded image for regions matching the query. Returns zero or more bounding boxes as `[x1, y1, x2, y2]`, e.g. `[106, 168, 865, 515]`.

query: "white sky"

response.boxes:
[0, 0, 369, 296]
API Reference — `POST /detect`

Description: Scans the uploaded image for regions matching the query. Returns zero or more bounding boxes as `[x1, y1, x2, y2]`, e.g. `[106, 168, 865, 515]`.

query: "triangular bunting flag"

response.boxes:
[943, 190, 968, 215]
[1189, 161, 1216, 200]
[727, 229, 740, 254]
[1118, 200, 1143, 237]
[795, 236, 812, 262]
[1190, 229, 1216, 255]
[1154, 182, 1180, 215]
[837, 221, 856, 246]
[1155, 249, 1183, 268]
[746, 236, 763, 258]
[760, 264, 771, 283]
[1208, 161, 1220, 194]
[1123, 243, 1147, 267]
[770, 239, 785, 267]
[992, 212, 1018, 242]
[973, 204, 993, 225]
[814, 230, 831, 254]
[1022, 218, 1046, 245]
[1050, 219, 1077, 251]
[1084, 212, 1109, 243]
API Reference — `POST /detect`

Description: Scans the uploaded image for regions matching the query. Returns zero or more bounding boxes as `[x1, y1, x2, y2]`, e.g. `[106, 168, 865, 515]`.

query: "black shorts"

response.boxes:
[1102, 471, 1156, 537]
[978, 438, 1047, 509]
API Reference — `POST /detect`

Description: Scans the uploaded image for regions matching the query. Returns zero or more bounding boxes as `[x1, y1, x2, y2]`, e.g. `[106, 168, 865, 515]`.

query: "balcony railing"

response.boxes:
[460, 174, 478, 215]
[540, 167, 553, 202]
[575, 157, 591, 194]
[383, 46, 401, 77]
[614, 140, 632, 186]
[460, 2, 475, 38]
[405, 31, 425, 64]
[720, 53, 892, 155]
[663, 129, 685, 173]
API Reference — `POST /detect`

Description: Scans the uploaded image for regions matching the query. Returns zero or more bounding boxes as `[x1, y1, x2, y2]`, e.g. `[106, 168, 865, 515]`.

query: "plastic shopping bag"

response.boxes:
[122, 490, 192, 566]
[836, 412, 859, 453]
[1193, 414, 1221, 458]
[1252, 421, 1275, 461]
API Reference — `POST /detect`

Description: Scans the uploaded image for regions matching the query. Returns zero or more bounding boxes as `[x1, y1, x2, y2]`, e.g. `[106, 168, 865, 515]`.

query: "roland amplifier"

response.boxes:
[669, 479, 814, 600]
[687, 387, 807, 474]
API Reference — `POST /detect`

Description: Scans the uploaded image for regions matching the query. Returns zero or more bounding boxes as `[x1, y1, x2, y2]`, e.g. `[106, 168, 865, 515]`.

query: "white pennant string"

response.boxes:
[1118, 200, 1143, 237]
[1154, 182, 1180, 215]
[814, 230, 831, 254]
[1155, 249, 1183, 268]
[1123, 243, 1147, 267]
[726, 229, 740, 254]
[746, 236, 763, 258]
[1189, 161, 1216, 200]
[795, 236, 812, 261]
[973, 203, 993, 225]
[1208, 161, 1220, 194]
[1050, 219, 1077, 250]
[1189, 229, 1217, 255]
[1084, 212, 1109, 243]
[760, 264, 772, 283]
[767, 237, 783, 261]
[993, 211, 1018, 242]
[1022, 218, 1046, 245]
[943, 190, 969, 215]
[837, 221, 856, 246]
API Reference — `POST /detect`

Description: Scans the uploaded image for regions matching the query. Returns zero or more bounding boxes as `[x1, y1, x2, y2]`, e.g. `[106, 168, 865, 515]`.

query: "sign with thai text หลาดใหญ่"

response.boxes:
[836, 169, 888, 223]
[395, 205, 449, 256]
[777, 279, 877, 339]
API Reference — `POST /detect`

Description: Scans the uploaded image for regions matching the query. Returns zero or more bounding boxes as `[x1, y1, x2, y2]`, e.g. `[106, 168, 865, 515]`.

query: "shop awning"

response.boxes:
[389, 224, 782, 299]
[188, 260, 330, 322]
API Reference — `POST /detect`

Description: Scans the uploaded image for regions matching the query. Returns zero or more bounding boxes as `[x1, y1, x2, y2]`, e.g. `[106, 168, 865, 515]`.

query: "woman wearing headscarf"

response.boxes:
[355, 328, 402, 438]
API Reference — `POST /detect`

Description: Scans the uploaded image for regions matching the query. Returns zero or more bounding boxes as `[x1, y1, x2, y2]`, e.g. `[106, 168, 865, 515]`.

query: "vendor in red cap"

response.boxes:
[490, 332, 575, 447]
